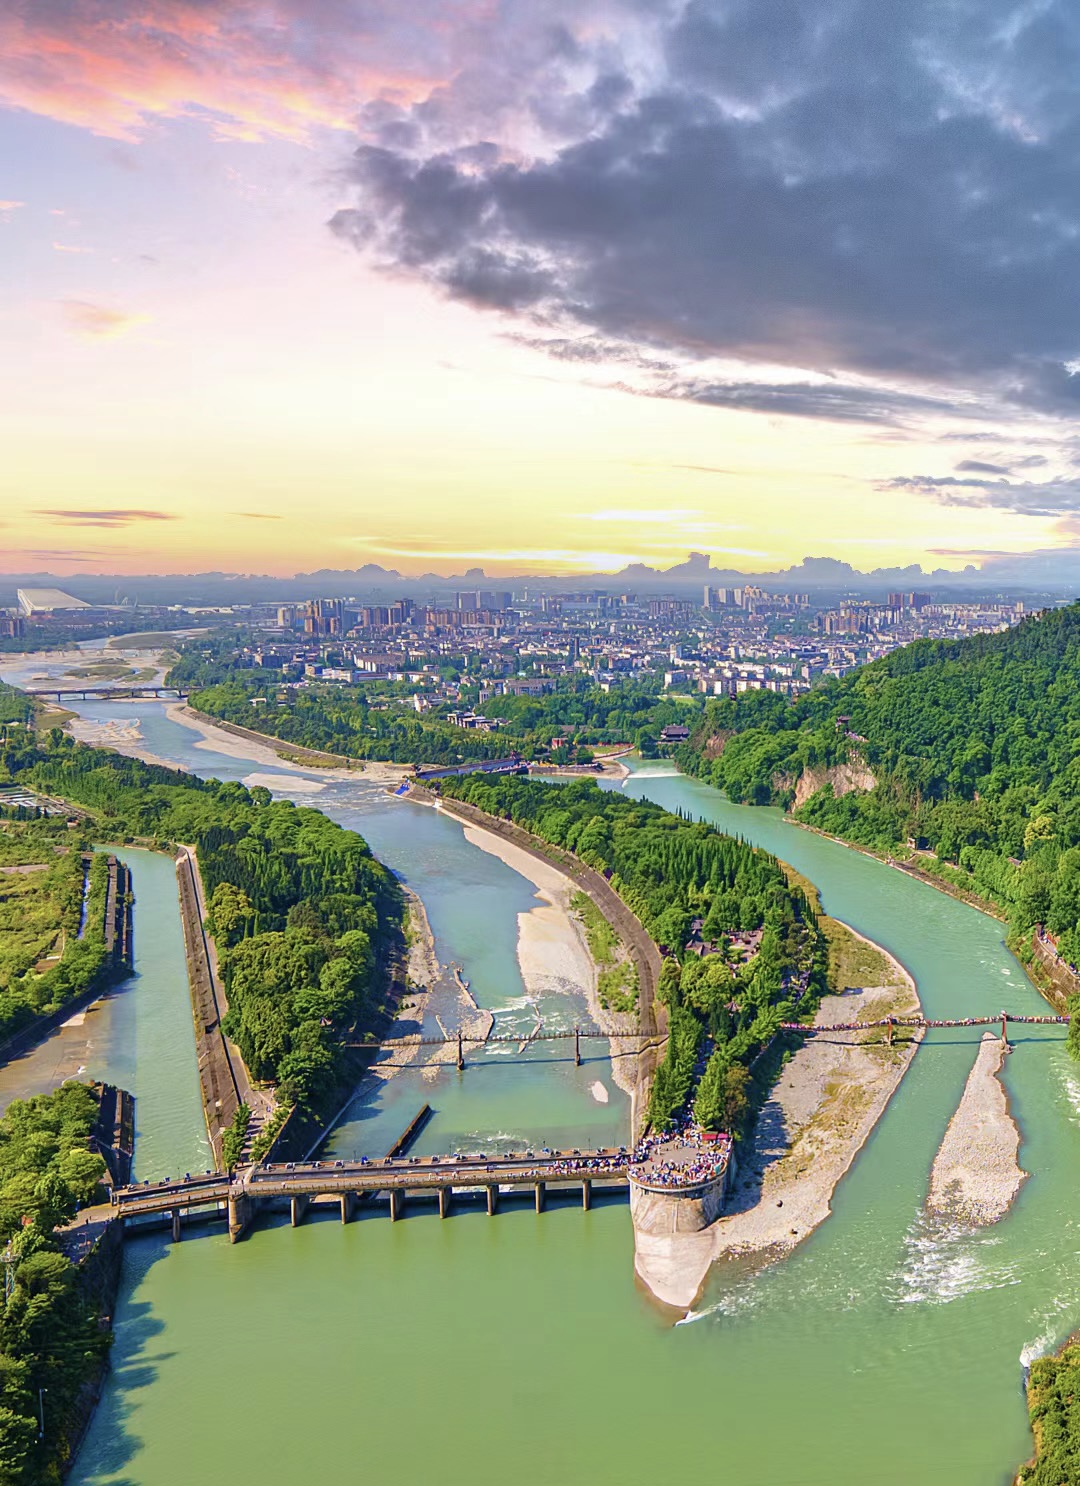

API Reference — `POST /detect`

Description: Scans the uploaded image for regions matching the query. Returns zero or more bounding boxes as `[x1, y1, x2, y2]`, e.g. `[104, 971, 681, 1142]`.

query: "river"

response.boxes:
[2, 671, 1078, 1485]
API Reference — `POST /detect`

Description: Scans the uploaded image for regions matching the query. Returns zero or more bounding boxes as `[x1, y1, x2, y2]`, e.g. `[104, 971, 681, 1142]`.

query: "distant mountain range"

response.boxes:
[3, 549, 1080, 608]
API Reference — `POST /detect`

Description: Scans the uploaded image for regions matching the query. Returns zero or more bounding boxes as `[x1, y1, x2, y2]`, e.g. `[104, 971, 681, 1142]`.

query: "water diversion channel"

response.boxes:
[3, 671, 1080, 1485]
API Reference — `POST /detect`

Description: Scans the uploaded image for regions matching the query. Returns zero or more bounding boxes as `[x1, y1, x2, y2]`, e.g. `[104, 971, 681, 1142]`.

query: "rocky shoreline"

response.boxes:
[927, 1033, 1027, 1226]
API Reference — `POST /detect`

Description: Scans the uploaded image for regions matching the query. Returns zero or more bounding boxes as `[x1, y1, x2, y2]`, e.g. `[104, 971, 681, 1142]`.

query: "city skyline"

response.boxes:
[5, 2, 1080, 579]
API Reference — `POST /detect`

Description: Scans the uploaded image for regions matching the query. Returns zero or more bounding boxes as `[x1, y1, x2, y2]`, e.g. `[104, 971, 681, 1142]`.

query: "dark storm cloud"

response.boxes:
[332, 0, 1080, 419]
[956, 460, 1013, 476]
[882, 475, 1080, 518]
[627, 376, 970, 426]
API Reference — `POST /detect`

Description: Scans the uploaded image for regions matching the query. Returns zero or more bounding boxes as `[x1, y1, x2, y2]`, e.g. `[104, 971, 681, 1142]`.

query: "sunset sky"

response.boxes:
[4, 1, 1080, 579]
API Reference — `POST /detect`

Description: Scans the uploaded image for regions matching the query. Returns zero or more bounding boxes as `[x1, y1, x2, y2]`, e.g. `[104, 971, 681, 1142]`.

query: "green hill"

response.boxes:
[681, 603, 1080, 966]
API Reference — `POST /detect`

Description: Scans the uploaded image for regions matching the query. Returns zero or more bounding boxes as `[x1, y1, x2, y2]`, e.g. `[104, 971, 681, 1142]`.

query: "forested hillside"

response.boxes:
[681, 603, 1080, 965]
[436, 774, 824, 1133]
[0, 716, 404, 1108]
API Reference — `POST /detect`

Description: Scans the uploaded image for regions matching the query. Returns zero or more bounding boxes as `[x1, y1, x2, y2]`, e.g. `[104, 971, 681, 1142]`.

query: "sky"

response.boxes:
[4, 0, 1080, 581]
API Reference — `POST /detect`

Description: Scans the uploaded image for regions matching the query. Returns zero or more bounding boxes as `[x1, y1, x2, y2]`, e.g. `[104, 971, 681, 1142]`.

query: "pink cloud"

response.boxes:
[0, 2, 455, 143]
[0, 1, 652, 148]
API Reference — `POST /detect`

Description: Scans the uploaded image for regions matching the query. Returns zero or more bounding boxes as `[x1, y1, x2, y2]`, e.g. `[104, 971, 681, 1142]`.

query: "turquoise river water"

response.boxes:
[1, 671, 1078, 1486]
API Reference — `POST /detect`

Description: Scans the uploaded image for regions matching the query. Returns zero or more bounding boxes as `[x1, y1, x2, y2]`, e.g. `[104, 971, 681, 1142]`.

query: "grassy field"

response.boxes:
[0, 856, 82, 992]
[61, 661, 158, 684]
[570, 890, 639, 1014]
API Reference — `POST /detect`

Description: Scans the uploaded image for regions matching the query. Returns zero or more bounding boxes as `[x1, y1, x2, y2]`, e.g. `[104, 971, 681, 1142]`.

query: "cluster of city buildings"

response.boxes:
[1, 583, 1034, 712]
[193, 587, 1032, 717]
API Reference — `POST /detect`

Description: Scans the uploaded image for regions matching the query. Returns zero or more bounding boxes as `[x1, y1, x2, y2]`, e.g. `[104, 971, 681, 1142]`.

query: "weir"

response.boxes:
[107, 1147, 635, 1243]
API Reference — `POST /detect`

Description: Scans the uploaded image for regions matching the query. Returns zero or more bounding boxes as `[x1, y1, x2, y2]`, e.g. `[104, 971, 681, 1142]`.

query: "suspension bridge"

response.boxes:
[347, 1011, 1070, 1070]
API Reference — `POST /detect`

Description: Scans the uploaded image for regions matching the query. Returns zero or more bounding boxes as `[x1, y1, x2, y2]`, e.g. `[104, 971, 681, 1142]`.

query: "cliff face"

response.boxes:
[698, 730, 734, 760]
[788, 761, 877, 809]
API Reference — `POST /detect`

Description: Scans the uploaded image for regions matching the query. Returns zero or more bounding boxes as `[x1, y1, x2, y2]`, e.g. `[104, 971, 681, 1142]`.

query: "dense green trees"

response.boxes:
[436, 774, 823, 1132]
[682, 604, 1080, 967]
[1020, 1342, 1080, 1484]
[0, 1084, 110, 1486]
[0, 722, 404, 1110]
[167, 640, 693, 765]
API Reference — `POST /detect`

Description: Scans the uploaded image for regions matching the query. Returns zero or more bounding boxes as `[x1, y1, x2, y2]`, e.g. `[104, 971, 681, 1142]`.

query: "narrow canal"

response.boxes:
[3, 671, 1078, 1485]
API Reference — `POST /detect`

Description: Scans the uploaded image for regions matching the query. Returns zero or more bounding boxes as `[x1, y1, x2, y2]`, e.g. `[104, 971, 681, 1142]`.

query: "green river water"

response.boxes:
[1, 677, 1077, 1486]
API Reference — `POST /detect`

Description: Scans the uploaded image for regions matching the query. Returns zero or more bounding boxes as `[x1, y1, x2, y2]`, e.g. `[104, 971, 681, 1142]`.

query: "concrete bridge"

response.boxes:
[109, 1148, 631, 1242]
[23, 685, 188, 702]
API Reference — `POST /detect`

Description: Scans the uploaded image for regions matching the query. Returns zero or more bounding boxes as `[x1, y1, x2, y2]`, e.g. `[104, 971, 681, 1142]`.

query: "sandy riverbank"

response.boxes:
[64, 716, 193, 774]
[452, 817, 639, 1105]
[167, 705, 425, 782]
[530, 757, 632, 782]
[637, 924, 923, 1311]
[927, 1033, 1027, 1225]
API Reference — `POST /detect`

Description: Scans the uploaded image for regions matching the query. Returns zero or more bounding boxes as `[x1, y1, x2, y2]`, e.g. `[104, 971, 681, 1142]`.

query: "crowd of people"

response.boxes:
[779, 1013, 1068, 1032]
[628, 1120, 733, 1191]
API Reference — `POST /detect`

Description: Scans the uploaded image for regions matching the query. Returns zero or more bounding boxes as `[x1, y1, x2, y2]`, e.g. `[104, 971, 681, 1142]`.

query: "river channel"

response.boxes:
[3, 669, 1080, 1485]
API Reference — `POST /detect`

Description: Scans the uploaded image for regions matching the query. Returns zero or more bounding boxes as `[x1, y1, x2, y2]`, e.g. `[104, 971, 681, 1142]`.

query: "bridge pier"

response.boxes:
[582, 1179, 591, 1211]
[339, 1193, 356, 1224]
[575, 1027, 581, 1067]
[290, 1195, 310, 1227]
[171, 1209, 182, 1243]
[535, 1182, 546, 1214]
[438, 1187, 451, 1219]
[1001, 1012, 1009, 1046]
[228, 1193, 253, 1244]
[457, 1029, 465, 1072]
[389, 1188, 404, 1222]
[486, 1184, 498, 1216]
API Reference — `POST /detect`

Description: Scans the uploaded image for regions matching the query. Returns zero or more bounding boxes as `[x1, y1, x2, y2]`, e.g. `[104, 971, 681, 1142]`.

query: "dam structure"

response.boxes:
[107, 1128, 737, 1243]
[108, 1149, 634, 1242]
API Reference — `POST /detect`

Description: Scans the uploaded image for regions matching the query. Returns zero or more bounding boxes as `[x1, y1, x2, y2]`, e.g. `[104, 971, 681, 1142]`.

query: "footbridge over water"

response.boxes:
[23, 685, 189, 702]
[101, 1016, 1066, 1245]
[782, 1011, 1068, 1042]
[345, 1011, 1069, 1070]
[108, 1148, 632, 1243]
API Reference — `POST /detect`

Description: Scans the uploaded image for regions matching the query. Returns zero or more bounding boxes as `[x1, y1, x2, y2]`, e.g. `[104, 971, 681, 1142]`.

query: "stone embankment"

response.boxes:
[1027, 929, 1080, 1012]
[175, 845, 257, 1165]
[927, 1033, 1027, 1226]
